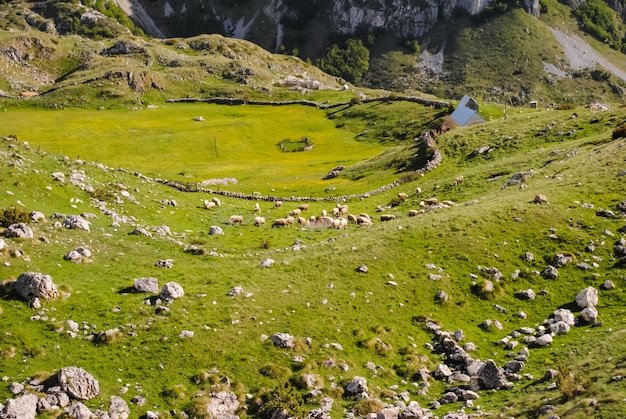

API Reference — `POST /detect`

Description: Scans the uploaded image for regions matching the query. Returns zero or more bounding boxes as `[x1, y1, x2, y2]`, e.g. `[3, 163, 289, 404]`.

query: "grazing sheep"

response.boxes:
[212, 197, 221, 207]
[380, 214, 396, 221]
[229, 215, 243, 225]
[273, 200, 283, 208]
[358, 213, 371, 221]
[415, 187, 422, 194]
[442, 200, 455, 207]
[298, 216, 308, 226]
[331, 207, 340, 217]
[203, 199, 216, 209]
[289, 208, 302, 217]
[285, 216, 295, 226]
[423, 197, 438, 206]
[347, 214, 358, 223]
[356, 216, 372, 227]
[321, 209, 327, 217]
[338, 205, 349, 216]
[298, 204, 309, 211]
[408, 209, 419, 217]
[272, 218, 287, 228]
[253, 202, 261, 213]
[398, 192, 409, 200]
[253, 216, 265, 226]
[333, 218, 348, 229]
[454, 175, 465, 186]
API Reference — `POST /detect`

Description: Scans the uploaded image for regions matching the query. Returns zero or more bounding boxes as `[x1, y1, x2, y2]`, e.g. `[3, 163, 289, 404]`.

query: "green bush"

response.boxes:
[260, 383, 304, 419]
[317, 39, 370, 83]
[557, 360, 591, 399]
[0, 206, 30, 227]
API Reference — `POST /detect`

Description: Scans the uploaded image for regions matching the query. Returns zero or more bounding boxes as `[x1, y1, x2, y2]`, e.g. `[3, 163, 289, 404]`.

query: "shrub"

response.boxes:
[260, 383, 305, 419]
[556, 103, 575, 110]
[613, 125, 626, 140]
[259, 363, 291, 380]
[353, 398, 385, 415]
[557, 360, 591, 399]
[317, 39, 370, 83]
[0, 206, 30, 227]
[471, 279, 502, 300]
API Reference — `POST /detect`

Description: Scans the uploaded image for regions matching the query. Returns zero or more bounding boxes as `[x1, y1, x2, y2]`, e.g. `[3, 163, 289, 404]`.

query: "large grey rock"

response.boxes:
[271, 332, 295, 348]
[536, 334, 553, 346]
[29, 211, 46, 222]
[399, 401, 434, 419]
[345, 376, 368, 397]
[134, 277, 159, 294]
[515, 289, 535, 300]
[160, 282, 184, 301]
[553, 308, 575, 326]
[206, 391, 239, 418]
[64, 402, 93, 418]
[479, 360, 510, 389]
[62, 215, 90, 232]
[580, 306, 599, 323]
[0, 393, 38, 419]
[434, 363, 452, 378]
[553, 253, 573, 266]
[109, 396, 130, 419]
[549, 321, 570, 335]
[57, 367, 100, 400]
[576, 287, 598, 308]
[4, 223, 33, 239]
[14, 272, 58, 300]
[209, 226, 224, 235]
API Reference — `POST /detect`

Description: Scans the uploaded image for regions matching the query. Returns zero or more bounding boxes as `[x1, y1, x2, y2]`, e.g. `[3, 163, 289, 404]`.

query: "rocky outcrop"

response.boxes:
[14, 272, 59, 301]
[57, 367, 100, 400]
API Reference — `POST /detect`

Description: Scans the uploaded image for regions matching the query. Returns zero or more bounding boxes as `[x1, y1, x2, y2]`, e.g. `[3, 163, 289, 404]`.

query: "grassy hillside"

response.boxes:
[1, 99, 625, 418]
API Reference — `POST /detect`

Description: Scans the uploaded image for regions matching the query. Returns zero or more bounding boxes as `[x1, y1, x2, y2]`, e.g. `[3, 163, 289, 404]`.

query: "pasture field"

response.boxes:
[0, 102, 625, 418]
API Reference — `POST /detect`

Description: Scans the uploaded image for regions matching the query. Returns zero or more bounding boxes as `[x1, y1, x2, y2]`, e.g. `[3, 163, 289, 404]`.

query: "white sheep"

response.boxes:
[273, 200, 283, 208]
[253, 202, 261, 213]
[229, 215, 243, 225]
[212, 197, 221, 207]
[380, 214, 396, 221]
[253, 216, 265, 226]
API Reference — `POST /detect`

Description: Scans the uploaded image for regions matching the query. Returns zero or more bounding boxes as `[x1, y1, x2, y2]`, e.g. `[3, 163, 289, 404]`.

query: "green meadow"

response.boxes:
[0, 101, 626, 418]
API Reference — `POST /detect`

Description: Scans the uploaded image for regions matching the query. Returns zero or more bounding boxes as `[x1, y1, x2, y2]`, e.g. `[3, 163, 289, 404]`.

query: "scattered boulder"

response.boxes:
[536, 334, 553, 346]
[155, 259, 173, 268]
[596, 209, 616, 218]
[51, 172, 65, 182]
[108, 396, 130, 419]
[4, 223, 33, 239]
[553, 253, 573, 266]
[206, 391, 240, 418]
[57, 367, 99, 400]
[29, 211, 46, 223]
[134, 277, 159, 294]
[63, 247, 92, 264]
[160, 282, 184, 301]
[209, 226, 223, 235]
[259, 258, 275, 268]
[479, 360, 511, 390]
[0, 393, 38, 419]
[62, 215, 90, 232]
[227, 286, 244, 297]
[533, 194, 548, 204]
[601, 280, 615, 290]
[65, 402, 93, 418]
[553, 308, 575, 326]
[580, 306, 599, 323]
[131, 226, 151, 237]
[356, 264, 368, 273]
[549, 321, 570, 335]
[345, 376, 368, 398]
[515, 289, 535, 300]
[14, 272, 58, 300]
[541, 265, 558, 279]
[576, 287, 598, 308]
[271, 333, 295, 348]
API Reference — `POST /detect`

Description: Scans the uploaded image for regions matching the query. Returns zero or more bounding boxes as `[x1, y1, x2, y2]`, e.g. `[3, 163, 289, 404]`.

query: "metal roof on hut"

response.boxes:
[450, 95, 485, 127]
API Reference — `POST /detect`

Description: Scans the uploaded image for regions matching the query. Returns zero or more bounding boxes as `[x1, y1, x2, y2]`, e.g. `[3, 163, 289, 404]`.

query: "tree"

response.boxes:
[317, 38, 370, 83]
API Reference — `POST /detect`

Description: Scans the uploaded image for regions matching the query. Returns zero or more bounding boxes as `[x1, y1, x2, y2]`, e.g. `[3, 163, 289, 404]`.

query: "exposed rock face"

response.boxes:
[14, 272, 59, 300]
[57, 367, 100, 400]
[62, 215, 90, 232]
[109, 396, 130, 419]
[479, 359, 511, 389]
[271, 332, 295, 348]
[345, 376, 368, 397]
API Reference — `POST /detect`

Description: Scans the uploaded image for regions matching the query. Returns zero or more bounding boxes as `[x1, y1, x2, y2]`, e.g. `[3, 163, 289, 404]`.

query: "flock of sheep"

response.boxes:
[201, 188, 456, 231]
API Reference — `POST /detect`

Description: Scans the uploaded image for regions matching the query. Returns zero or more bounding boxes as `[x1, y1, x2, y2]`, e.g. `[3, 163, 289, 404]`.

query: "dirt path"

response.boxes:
[114, 0, 165, 39]
[551, 28, 626, 83]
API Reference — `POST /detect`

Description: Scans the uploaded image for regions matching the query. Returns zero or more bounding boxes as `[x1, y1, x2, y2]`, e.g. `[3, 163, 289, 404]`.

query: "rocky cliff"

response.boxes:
[134, 0, 541, 50]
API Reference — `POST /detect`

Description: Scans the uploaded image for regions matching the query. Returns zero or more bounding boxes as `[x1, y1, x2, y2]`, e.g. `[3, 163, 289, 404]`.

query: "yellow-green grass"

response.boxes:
[1, 103, 397, 195]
